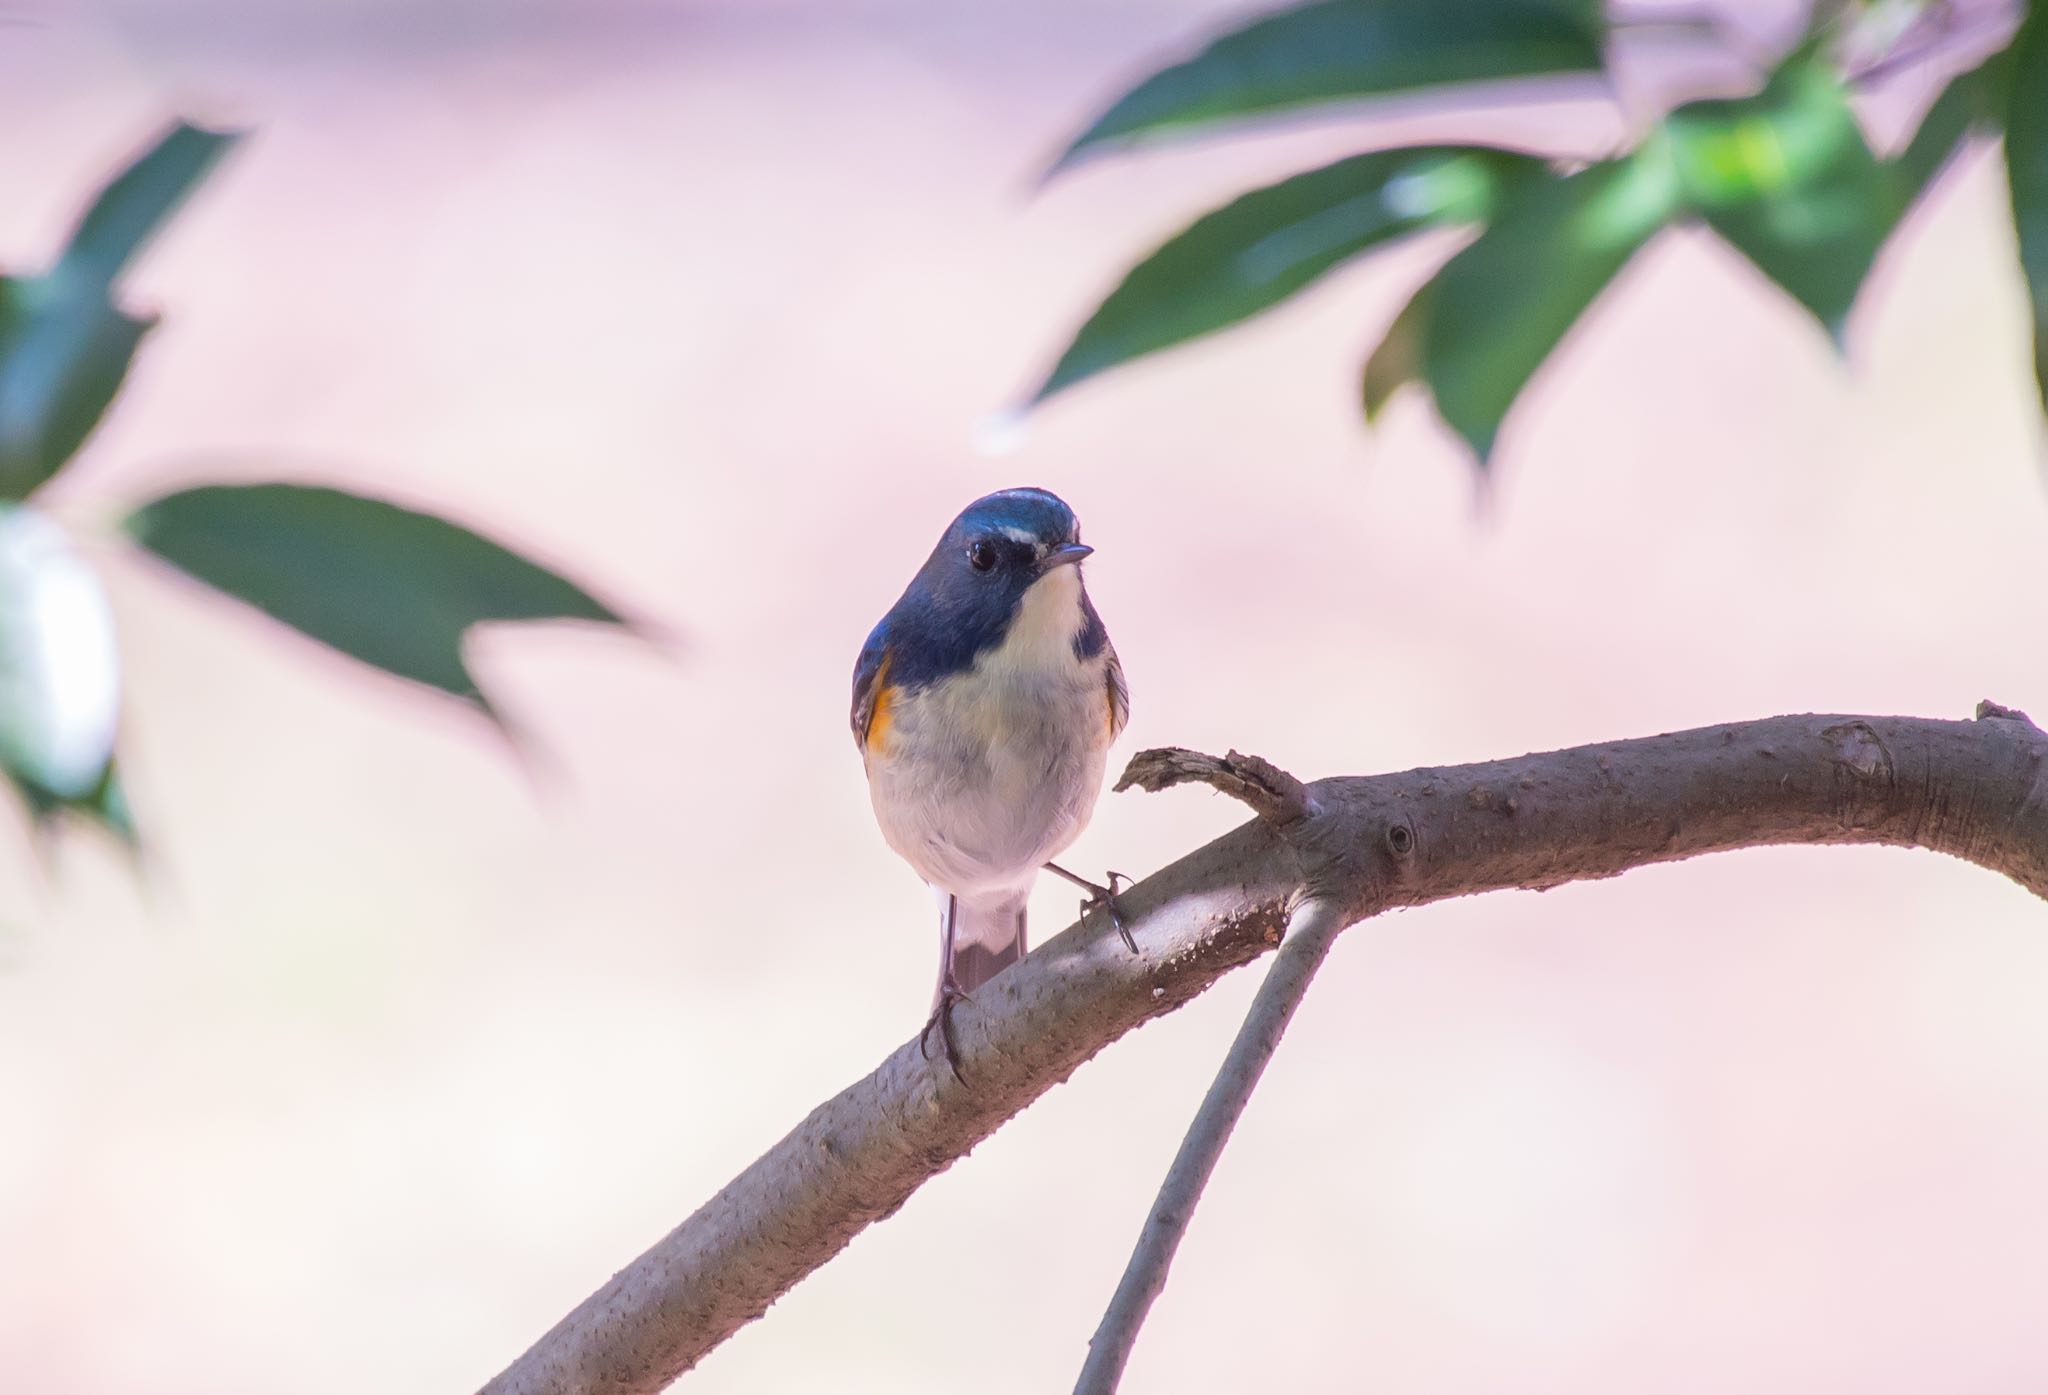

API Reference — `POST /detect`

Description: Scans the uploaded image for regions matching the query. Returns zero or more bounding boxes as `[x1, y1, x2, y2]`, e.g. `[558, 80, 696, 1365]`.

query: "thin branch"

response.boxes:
[1074, 895, 1352, 1395]
[479, 709, 2048, 1395]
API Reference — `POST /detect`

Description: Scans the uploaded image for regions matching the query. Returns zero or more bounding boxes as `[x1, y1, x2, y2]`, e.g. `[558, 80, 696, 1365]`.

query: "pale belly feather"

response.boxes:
[866, 643, 1111, 899]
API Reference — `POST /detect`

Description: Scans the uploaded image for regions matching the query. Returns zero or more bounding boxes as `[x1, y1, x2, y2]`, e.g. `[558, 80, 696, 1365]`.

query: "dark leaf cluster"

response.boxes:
[1036, 0, 2043, 466]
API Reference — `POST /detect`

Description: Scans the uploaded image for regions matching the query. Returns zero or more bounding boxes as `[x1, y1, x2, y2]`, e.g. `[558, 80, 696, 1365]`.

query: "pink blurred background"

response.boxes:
[4, 1, 2047, 1391]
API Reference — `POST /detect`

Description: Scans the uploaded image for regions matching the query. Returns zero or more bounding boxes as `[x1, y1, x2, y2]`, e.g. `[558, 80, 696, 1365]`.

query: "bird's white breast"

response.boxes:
[985, 565, 1086, 680]
[865, 567, 1112, 897]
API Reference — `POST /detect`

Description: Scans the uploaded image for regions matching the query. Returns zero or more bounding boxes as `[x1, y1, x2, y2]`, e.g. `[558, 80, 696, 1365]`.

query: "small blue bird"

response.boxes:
[853, 487, 1131, 1066]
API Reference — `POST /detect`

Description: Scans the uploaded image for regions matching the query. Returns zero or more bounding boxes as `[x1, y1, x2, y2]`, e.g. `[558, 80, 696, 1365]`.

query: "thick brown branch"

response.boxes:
[480, 710, 2048, 1395]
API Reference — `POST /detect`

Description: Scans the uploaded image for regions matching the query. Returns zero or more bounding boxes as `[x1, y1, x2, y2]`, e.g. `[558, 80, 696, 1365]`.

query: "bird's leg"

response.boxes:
[919, 977, 968, 1080]
[1044, 862, 1136, 953]
[919, 893, 968, 1079]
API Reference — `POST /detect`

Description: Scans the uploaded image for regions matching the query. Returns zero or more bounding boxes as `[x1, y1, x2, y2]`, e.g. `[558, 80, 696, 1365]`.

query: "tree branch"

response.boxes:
[479, 709, 2048, 1395]
[1113, 746, 1314, 824]
[1074, 895, 1351, 1395]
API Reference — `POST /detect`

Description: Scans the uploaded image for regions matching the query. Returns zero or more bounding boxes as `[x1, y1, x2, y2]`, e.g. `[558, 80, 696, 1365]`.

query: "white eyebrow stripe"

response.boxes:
[999, 527, 1037, 544]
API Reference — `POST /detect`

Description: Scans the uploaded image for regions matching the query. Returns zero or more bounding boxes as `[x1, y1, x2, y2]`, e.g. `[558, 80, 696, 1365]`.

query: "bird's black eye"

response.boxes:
[968, 540, 998, 572]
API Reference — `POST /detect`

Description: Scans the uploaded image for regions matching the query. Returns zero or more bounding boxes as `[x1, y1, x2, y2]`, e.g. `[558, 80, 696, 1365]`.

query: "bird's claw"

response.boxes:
[919, 978, 970, 1081]
[1045, 861, 1139, 954]
[1084, 870, 1136, 954]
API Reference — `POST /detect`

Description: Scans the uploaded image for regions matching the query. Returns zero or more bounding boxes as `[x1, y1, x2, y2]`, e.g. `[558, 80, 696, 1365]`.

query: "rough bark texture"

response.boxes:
[480, 709, 2048, 1395]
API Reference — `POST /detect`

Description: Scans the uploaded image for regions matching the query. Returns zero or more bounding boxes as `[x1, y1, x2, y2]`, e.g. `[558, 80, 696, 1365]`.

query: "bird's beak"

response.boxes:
[1037, 542, 1093, 574]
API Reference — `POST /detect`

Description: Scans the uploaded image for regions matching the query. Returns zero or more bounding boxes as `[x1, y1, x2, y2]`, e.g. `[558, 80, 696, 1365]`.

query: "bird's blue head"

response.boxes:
[879, 487, 1106, 686]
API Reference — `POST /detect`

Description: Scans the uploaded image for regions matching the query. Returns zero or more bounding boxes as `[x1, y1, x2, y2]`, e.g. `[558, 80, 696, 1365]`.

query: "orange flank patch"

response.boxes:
[864, 652, 895, 753]
[1104, 661, 1128, 740]
[867, 682, 895, 752]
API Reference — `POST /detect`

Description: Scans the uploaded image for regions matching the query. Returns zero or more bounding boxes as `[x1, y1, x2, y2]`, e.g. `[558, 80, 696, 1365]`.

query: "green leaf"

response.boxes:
[1423, 150, 1679, 463]
[1664, 55, 1891, 340]
[1051, 0, 1606, 173]
[57, 122, 241, 288]
[125, 483, 631, 711]
[0, 503, 126, 838]
[0, 278, 153, 498]
[1361, 278, 1433, 422]
[1036, 146, 1543, 401]
[1889, 51, 2008, 212]
[10, 758, 136, 846]
[2007, 4, 2048, 411]
[0, 121, 237, 498]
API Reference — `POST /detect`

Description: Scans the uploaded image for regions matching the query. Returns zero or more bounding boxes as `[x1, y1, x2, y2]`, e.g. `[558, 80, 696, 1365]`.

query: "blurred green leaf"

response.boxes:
[0, 503, 127, 839]
[1361, 278, 1432, 421]
[1664, 56, 1890, 340]
[1423, 150, 1679, 463]
[1052, 0, 1605, 173]
[0, 122, 237, 499]
[1889, 51, 2008, 211]
[2007, 5, 2048, 411]
[0, 278, 153, 498]
[1037, 146, 1542, 401]
[57, 122, 240, 289]
[11, 758, 135, 845]
[125, 483, 631, 712]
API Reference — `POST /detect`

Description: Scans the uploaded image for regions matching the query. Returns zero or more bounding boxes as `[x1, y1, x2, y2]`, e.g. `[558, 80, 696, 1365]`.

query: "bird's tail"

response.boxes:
[936, 889, 1027, 1004]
